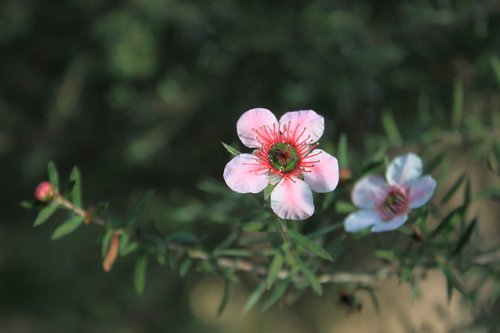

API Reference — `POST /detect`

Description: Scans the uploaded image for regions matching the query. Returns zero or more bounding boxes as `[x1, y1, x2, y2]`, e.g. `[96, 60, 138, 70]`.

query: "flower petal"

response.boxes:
[303, 149, 339, 193]
[279, 110, 324, 143]
[386, 153, 423, 185]
[237, 108, 278, 148]
[370, 213, 408, 232]
[270, 178, 314, 220]
[344, 210, 383, 233]
[223, 154, 269, 193]
[351, 175, 387, 209]
[407, 175, 436, 208]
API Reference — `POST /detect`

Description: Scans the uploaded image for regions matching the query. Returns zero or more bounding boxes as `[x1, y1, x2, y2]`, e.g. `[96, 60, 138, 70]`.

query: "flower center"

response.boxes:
[268, 143, 299, 173]
[379, 186, 408, 221]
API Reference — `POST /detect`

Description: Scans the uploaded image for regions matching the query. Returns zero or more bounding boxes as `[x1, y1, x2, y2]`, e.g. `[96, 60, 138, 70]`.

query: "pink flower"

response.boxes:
[35, 181, 56, 202]
[344, 153, 436, 233]
[223, 108, 339, 220]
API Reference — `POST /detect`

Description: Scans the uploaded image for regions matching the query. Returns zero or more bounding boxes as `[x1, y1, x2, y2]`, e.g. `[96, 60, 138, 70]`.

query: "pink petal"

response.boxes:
[344, 210, 383, 232]
[407, 175, 436, 208]
[371, 213, 408, 232]
[279, 110, 324, 143]
[270, 178, 314, 220]
[303, 149, 339, 193]
[351, 175, 387, 209]
[223, 154, 269, 193]
[237, 108, 278, 148]
[386, 153, 423, 185]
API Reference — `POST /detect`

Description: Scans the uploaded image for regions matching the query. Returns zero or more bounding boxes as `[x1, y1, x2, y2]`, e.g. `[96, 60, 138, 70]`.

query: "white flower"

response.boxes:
[344, 153, 436, 233]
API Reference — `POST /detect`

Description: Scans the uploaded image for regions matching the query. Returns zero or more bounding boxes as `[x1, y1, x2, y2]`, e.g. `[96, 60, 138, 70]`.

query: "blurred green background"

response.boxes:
[1, 0, 499, 332]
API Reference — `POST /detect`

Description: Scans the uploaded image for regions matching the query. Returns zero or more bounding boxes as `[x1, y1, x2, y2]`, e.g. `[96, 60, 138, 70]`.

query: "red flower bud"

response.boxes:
[34, 181, 55, 202]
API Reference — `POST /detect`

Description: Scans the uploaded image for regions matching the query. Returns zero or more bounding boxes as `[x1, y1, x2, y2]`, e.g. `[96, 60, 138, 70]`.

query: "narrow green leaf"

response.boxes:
[440, 172, 467, 205]
[335, 200, 356, 213]
[452, 218, 478, 256]
[21, 200, 35, 209]
[261, 276, 291, 312]
[299, 263, 322, 296]
[490, 54, 500, 88]
[69, 166, 82, 208]
[47, 161, 59, 189]
[33, 203, 59, 226]
[267, 253, 284, 289]
[425, 152, 446, 173]
[217, 277, 232, 317]
[381, 110, 402, 146]
[452, 79, 463, 130]
[51, 215, 84, 240]
[166, 232, 198, 244]
[134, 254, 148, 295]
[337, 133, 348, 167]
[430, 205, 464, 240]
[127, 190, 154, 227]
[439, 262, 467, 302]
[463, 177, 472, 206]
[288, 230, 333, 261]
[101, 229, 113, 257]
[243, 282, 267, 314]
[221, 142, 241, 156]
[263, 184, 276, 201]
[179, 258, 192, 277]
[374, 250, 398, 262]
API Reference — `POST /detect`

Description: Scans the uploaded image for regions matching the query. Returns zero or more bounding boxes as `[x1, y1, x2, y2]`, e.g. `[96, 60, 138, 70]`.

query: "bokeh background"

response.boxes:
[1, 0, 499, 332]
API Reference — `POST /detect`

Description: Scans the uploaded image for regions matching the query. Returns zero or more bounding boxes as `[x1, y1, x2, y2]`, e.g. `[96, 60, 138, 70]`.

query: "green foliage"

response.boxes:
[51, 215, 84, 240]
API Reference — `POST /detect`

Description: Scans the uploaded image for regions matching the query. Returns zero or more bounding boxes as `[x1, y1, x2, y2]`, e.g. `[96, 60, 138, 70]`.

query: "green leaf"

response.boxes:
[374, 250, 398, 262]
[166, 232, 198, 243]
[451, 79, 463, 130]
[21, 200, 36, 209]
[33, 203, 59, 226]
[69, 166, 82, 208]
[217, 277, 232, 317]
[490, 53, 500, 88]
[440, 172, 467, 205]
[425, 152, 446, 173]
[267, 253, 284, 289]
[47, 161, 59, 189]
[134, 254, 148, 295]
[452, 218, 478, 256]
[381, 110, 402, 146]
[127, 190, 154, 228]
[439, 262, 467, 302]
[243, 282, 267, 314]
[335, 200, 356, 214]
[221, 142, 241, 156]
[430, 205, 465, 240]
[299, 262, 322, 296]
[337, 133, 348, 167]
[263, 184, 276, 201]
[261, 276, 292, 312]
[179, 258, 192, 277]
[101, 229, 113, 257]
[476, 186, 500, 200]
[288, 230, 333, 261]
[51, 215, 84, 240]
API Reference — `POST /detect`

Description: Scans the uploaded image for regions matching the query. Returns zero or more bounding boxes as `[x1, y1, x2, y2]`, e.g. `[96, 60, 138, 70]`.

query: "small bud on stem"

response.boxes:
[34, 181, 56, 202]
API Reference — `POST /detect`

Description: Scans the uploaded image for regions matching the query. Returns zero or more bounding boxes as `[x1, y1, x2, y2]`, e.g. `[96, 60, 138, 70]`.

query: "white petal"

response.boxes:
[371, 214, 408, 232]
[303, 149, 339, 193]
[270, 178, 314, 220]
[237, 108, 278, 148]
[408, 175, 437, 208]
[386, 153, 423, 185]
[351, 175, 388, 209]
[279, 110, 324, 143]
[223, 154, 269, 193]
[343, 210, 383, 233]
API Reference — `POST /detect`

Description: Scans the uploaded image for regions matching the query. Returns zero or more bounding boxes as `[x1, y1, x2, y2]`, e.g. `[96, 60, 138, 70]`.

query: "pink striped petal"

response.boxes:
[407, 175, 436, 208]
[237, 108, 278, 148]
[303, 149, 339, 193]
[279, 110, 324, 143]
[223, 154, 269, 193]
[270, 178, 314, 220]
[371, 213, 408, 232]
[386, 153, 423, 185]
[351, 175, 387, 209]
[344, 210, 383, 232]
